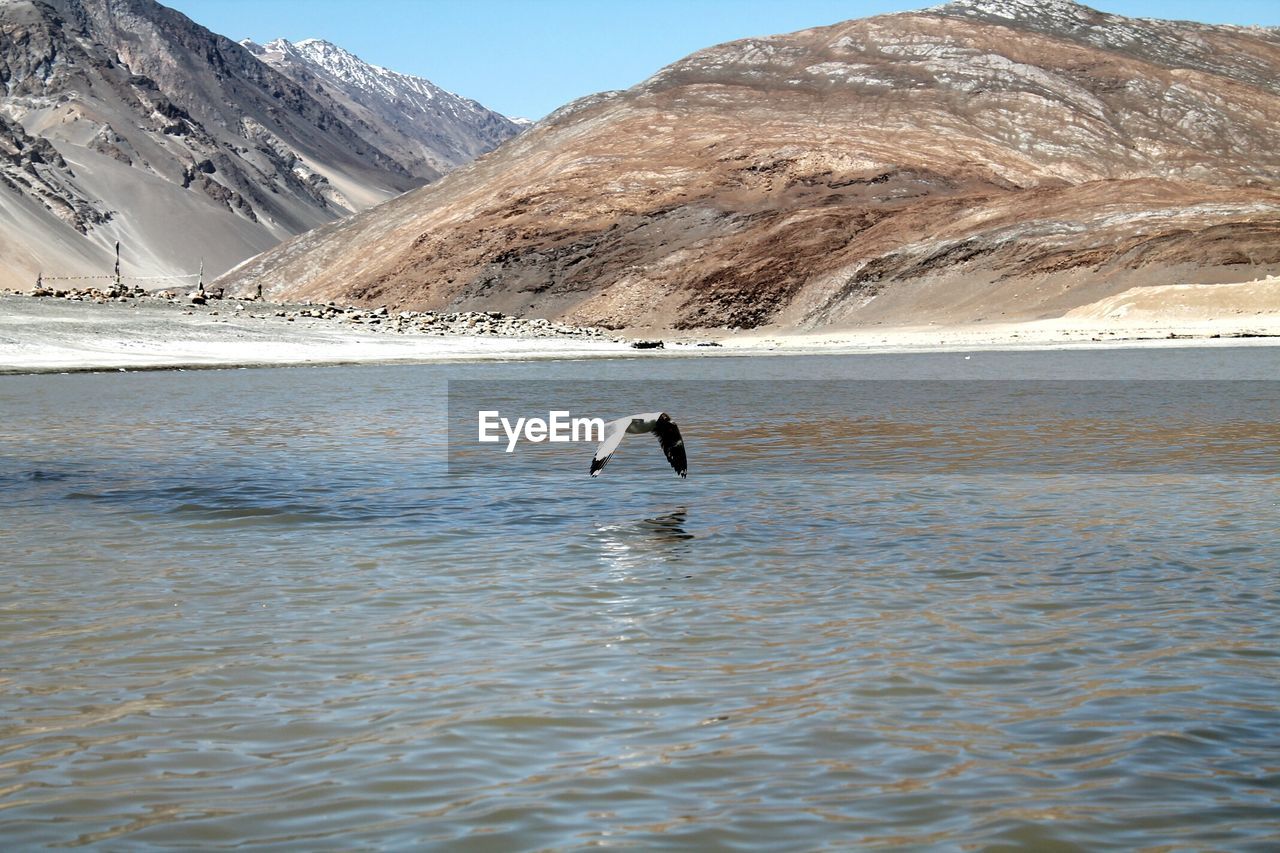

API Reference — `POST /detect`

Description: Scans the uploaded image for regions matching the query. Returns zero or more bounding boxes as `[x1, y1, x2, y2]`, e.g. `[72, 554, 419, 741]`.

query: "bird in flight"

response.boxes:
[590, 412, 687, 478]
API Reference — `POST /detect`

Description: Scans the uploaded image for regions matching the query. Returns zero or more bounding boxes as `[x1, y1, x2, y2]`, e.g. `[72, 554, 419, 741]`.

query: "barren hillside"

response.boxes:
[220, 0, 1280, 331]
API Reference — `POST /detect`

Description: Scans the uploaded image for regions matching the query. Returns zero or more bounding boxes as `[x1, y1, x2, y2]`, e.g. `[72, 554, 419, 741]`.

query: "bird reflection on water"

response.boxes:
[590, 507, 694, 574]
[637, 507, 694, 543]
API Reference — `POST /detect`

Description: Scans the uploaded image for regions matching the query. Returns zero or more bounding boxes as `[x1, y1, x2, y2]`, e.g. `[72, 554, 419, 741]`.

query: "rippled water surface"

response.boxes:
[2, 349, 1278, 850]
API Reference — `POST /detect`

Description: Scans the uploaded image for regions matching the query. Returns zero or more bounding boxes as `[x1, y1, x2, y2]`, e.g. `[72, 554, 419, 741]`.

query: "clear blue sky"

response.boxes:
[164, 1, 1280, 120]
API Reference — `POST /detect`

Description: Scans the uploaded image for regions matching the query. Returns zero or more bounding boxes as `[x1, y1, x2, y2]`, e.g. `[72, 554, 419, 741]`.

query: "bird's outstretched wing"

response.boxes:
[653, 414, 687, 478]
[589, 418, 631, 477]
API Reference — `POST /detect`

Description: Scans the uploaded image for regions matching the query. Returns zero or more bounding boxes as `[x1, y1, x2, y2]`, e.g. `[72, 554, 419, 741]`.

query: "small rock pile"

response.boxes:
[27, 282, 149, 302]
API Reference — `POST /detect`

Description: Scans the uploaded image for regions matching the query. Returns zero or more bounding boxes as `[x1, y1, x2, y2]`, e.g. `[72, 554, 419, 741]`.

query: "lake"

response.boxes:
[2, 347, 1278, 850]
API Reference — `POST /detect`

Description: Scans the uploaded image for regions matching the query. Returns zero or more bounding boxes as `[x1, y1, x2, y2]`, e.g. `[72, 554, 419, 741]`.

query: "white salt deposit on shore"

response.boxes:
[0, 295, 631, 373]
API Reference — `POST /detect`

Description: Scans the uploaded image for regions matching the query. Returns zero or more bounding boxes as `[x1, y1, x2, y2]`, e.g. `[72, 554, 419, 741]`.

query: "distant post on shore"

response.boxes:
[113, 241, 121, 292]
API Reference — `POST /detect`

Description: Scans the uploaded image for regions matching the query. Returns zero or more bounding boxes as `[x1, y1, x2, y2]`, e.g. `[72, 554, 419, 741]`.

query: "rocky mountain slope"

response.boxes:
[0, 0, 515, 291]
[242, 38, 522, 180]
[221, 0, 1280, 331]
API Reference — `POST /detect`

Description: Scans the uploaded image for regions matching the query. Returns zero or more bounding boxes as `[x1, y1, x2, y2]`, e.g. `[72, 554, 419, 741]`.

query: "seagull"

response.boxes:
[590, 412, 687, 478]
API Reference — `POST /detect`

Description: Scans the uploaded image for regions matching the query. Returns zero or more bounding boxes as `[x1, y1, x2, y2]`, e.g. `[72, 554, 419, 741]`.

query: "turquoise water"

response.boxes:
[2, 348, 1278, 849]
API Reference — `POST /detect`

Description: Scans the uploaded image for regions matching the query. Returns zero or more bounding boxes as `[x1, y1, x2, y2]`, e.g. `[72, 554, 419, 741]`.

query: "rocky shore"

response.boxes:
[273, 304, 613, 340]
[3, 279, 1278, 376]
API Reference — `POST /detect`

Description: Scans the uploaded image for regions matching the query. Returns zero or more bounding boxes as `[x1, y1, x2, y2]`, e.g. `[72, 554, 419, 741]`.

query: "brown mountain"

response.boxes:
[220, 0, 1280, 331]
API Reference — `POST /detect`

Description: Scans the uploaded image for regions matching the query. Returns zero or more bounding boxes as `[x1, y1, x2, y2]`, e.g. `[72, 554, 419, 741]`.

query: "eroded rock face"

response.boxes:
[0, 113, 110, 233]
[222, 0, 1280, 331]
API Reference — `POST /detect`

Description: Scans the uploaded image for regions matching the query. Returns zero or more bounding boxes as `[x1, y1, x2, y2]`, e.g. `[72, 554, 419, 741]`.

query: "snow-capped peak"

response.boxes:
[245, 37, 525, 172]
[281, 38, 444, 104]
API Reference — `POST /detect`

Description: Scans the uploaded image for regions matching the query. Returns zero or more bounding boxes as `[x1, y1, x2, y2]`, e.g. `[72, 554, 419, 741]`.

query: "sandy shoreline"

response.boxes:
[2, 291, 1279, 374]
[725, 279, 1280, 354]
[721, 316, 1280, 355]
